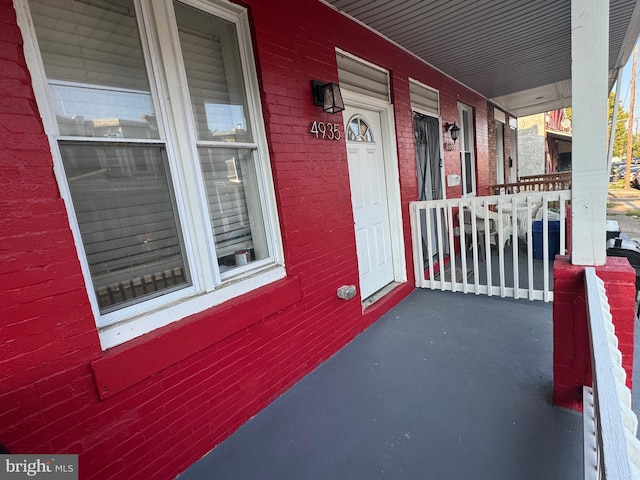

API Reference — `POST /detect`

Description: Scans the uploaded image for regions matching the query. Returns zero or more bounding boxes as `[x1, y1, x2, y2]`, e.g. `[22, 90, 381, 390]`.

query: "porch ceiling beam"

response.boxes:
[571, 0, 609, 266]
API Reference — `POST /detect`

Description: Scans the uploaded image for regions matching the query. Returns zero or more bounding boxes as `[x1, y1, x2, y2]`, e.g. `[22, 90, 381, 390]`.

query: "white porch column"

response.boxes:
[571, 0, 609, 266]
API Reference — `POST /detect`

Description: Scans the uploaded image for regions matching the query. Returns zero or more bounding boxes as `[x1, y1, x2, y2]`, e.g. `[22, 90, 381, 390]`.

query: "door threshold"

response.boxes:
[362, 282, 401, 309]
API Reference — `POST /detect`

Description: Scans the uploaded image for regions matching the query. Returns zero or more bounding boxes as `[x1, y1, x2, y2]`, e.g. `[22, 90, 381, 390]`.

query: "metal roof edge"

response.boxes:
[612, 0, 640, 71]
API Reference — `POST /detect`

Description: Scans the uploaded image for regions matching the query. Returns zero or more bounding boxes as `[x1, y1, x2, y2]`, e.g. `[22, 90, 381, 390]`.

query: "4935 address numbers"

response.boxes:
[310, 121, 341, 140]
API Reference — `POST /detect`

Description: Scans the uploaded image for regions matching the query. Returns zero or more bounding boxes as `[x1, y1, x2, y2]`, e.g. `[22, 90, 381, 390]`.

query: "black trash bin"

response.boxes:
[606, 220, 621, 241]
[606, 238, 640, 314]
[532, 220, 561, 259]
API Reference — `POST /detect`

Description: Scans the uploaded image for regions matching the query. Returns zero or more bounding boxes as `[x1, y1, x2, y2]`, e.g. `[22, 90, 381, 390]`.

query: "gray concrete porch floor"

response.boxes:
[178, 289, 582, 480]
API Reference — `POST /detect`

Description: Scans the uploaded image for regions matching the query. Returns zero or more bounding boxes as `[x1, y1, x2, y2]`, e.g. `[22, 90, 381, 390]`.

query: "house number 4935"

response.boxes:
[310, 121, 341, 140]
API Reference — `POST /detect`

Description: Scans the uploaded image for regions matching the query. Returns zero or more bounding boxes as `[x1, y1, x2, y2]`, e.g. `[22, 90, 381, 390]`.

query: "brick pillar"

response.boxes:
[553, 255, 636, 410]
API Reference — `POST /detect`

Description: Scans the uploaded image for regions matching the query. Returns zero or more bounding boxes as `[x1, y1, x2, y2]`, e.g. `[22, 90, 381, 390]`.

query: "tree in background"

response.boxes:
[608, 92, 631, 157]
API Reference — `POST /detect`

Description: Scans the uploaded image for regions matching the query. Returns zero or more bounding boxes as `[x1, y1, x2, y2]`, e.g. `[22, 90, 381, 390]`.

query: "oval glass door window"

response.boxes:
[347, 115, 374, 142]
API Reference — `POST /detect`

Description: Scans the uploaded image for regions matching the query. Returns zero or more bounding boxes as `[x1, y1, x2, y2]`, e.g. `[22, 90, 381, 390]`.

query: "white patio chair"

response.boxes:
[459, 205, 513, 259]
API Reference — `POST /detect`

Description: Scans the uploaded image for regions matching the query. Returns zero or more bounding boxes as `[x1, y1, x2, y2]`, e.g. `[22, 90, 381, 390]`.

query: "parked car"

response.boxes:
[618, 166, 640, 188]
[617, 165, 640, 178]
[611, 160, 624, 175]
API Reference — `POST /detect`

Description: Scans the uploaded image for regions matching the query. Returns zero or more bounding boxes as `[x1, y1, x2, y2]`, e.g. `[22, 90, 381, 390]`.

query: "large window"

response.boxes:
[19, 0, 283, 346]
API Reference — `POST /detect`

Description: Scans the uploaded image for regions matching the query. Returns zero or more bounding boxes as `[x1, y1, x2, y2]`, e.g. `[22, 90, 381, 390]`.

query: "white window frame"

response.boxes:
[495, 108, 506, 184]
[496, 120, 505, 184]
[509, 124, 518, 182]
[458, 102, 476, 197]
[15, 0, 284, 350]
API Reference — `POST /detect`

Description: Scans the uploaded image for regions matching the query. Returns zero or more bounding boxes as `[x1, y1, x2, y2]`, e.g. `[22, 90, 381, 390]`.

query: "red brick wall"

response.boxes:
[438, 78, 489, 198]
[553, 256, 636, 410]
[0, 0, 489, 478]
[474, 100, 491, 197]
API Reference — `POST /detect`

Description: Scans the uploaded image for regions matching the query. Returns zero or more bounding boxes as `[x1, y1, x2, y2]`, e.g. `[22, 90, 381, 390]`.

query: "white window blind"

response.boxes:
[336, 52, 389, 103]
[409, 80, 439, 116]
[60, 143, 187, 310]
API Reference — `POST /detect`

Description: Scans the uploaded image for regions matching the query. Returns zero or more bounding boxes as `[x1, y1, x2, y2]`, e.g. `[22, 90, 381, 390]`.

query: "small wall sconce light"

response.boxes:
[312, 80, 345, 114]
[444, 122, 460, 142]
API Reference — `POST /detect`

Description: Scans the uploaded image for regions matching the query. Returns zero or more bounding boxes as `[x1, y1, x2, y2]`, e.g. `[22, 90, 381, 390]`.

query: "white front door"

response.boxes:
[344, 106, 395, 299]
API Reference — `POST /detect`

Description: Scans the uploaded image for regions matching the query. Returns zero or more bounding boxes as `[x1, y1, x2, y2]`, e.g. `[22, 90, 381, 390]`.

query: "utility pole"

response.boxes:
[625, 44, 637, 189]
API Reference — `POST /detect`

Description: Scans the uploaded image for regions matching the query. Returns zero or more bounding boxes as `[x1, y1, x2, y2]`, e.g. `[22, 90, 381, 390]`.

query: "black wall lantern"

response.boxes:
[444, 122, 460, 142]
[312, 80, 345, 114]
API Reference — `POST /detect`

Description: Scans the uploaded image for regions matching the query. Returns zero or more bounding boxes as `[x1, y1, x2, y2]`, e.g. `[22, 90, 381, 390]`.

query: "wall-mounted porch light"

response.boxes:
[312, 80, 345, 114]
[444, 122, 460, 142]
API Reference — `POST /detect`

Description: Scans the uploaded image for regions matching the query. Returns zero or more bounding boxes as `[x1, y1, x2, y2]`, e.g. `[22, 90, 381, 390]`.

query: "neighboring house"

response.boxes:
[518, 109, 573, 176]
[0, 1, 637, 480]
[546, 109, 573, 172]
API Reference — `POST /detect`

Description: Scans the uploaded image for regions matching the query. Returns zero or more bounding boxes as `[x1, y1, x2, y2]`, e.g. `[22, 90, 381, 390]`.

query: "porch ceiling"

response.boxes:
[323, 0, 640, 117]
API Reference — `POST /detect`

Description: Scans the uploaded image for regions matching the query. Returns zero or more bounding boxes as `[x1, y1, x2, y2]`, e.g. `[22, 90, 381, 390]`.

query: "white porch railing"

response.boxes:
[583, 267, 640, 479]
[410, 190, 570, 301]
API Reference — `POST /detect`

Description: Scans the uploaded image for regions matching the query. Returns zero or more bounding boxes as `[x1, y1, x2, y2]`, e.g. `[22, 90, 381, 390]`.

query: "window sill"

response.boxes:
[90, 275, 301, 400]
[98, 266, 287, 349]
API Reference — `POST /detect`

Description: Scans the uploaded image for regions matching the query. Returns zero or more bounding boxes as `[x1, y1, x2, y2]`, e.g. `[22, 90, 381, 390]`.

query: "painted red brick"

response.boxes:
[553, 255, 636, 410]
[0, 0, 495, 479]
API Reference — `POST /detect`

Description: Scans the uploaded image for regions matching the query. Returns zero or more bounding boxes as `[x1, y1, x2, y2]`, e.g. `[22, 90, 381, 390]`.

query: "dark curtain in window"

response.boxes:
[414, 114, 441, 201]
[414, 113, 448, 258]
